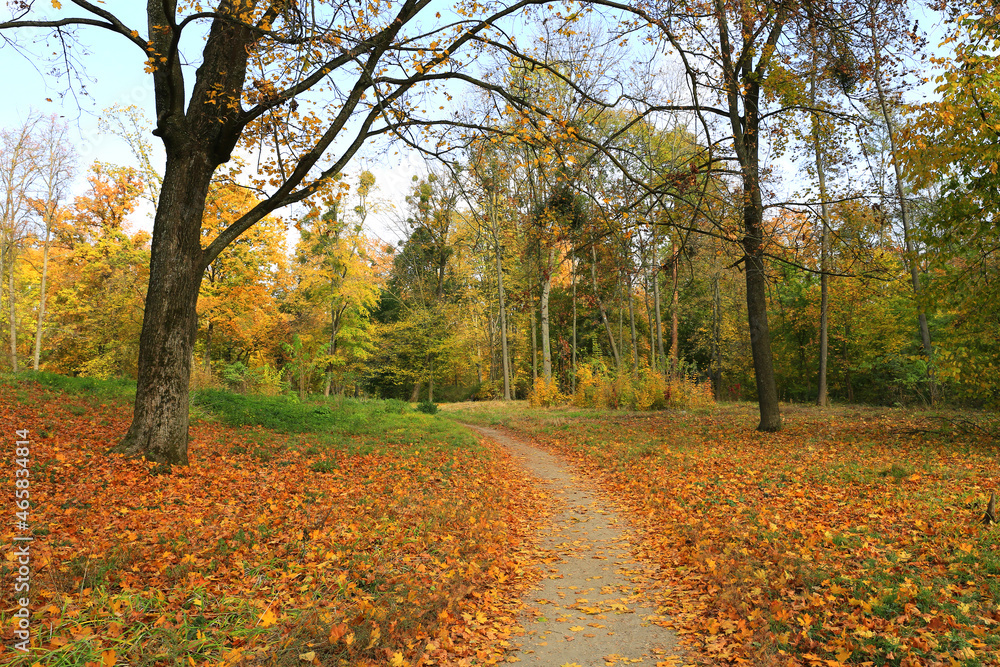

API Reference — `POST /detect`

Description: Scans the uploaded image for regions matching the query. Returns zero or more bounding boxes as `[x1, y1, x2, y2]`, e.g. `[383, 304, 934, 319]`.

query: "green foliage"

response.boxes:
[416, 400, 439, 415]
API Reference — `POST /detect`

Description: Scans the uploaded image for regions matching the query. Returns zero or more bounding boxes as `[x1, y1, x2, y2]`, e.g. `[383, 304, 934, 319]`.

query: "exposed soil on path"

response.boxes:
[465, 425, 683, 667]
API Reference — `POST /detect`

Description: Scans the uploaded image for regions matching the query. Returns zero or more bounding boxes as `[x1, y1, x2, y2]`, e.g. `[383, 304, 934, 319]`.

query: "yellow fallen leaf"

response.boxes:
[100, 650, 116, 667]
[298, 651, 316, 661]
[569, 625, 585, 631]
[259, 608, 278, 628]
[390, 652, 405, 667]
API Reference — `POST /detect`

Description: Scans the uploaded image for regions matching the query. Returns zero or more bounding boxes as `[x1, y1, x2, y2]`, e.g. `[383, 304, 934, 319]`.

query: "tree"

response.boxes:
[462, 142, 516, 400]
[291, 174, 382, 397]
[862, 0, 935, 394]
[1, 115, 42, 374]
[596, 0, 913, 429]
[45, 164, 150, 378]
[28, 116, 77, 372]
[198, 182, 290, 379]
[904, 0, 1000, 403]
[0, 0, 568, 464]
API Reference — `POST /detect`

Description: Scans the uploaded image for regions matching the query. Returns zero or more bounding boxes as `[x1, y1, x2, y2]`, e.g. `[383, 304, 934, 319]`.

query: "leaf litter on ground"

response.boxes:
[0, 377, 550, 667]
[448, 401, 1000, 667]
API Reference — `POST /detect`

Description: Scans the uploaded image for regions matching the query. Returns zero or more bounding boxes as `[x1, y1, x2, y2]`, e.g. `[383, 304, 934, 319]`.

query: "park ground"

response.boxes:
[1, 374, 999, 667]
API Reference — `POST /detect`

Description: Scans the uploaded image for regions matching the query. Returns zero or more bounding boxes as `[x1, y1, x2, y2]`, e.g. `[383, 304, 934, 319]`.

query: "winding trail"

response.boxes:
[466, 425, 681, 667]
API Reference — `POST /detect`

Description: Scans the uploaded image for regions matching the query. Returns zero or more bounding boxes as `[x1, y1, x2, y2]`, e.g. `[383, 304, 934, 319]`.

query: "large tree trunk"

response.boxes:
[743, 201, 782, 431]
[114, 2, 257, 464]
[733, 57, 782, 431]
[114, 153, 214, 466]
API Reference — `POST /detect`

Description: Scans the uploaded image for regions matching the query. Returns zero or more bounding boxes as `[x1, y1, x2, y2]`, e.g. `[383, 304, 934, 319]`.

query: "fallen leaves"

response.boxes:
[484, 404, 1000, 666]
[0, 381, 547, 665]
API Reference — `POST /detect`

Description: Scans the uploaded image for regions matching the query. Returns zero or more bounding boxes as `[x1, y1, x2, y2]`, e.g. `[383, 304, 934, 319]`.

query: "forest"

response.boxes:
[1, 0, 1000, 664]
[1, 0, 998, 437]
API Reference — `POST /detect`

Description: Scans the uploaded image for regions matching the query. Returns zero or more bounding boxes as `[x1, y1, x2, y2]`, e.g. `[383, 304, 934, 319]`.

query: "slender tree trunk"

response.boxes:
[531, 312, 537, 384]
[429, 356, 434, 403]
[625, 270, 639, 373]
[323, 307, 339, 397]
[590, 244, 621, 369]
[644, 261, 655, 369]
[869, 1, 934, 400]
[843, 321, 854, 403]
[114, 152, 215, 466]
[541, 247, 554, 382]
[811, 67, 832, 407]
[712, 273, 722, 398]
[670, 242, 680, 377]
[653, 258, 665, 374]
[32, 221, 52, 371]
[204, 320, 213, 372]
[410, 382, 421, 402]
[571, 253, 578, 392]
[0, 248, 5, 371]
[496, 240, 511, 401]
[8, 246, 17, 374]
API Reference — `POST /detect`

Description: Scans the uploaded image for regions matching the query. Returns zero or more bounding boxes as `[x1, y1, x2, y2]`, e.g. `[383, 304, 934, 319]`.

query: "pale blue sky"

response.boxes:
[0, 1, 952, 246]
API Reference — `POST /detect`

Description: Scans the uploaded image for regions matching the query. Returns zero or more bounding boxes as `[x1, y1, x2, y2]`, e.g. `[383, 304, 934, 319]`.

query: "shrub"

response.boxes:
[416, 400, 439, 415]
[667, 372, 715, 410]
[571, 363, 713, 411]
[528, 377, 565, 407]
[573, 364, 603, 408]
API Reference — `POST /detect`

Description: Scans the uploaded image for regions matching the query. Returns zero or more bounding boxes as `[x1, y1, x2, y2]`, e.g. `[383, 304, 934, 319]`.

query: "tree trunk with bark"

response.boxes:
[740, 97, 782, 431]
[571, 253, 578, 393]
[32, 220, 52, 371]
[626, 270, 639, 373]
[653, 257, 665, 374]
[114, 152, 215, 466]
[670, 242, 680, 377]
[8, 246, 17, 374]
[541, 248, 554, 381]
[811, 65, 832, 407]
[496, 239, 511, 401]
[531, 312, 538, 385]
[591, 244, 621, 369]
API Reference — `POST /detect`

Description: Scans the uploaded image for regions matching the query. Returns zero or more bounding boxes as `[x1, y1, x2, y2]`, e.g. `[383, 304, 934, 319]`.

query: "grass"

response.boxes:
[446, 400, 1000, 667]
[191, 389, 477, 456]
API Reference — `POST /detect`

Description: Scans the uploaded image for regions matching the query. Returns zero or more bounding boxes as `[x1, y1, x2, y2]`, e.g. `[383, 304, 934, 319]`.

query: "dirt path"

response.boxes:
[466, 425, 681, 667]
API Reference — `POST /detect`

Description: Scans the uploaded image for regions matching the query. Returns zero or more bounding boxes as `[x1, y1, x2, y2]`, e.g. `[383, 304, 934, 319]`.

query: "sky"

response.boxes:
[0, 1, 426, 247]
[1, 1, 953, 251]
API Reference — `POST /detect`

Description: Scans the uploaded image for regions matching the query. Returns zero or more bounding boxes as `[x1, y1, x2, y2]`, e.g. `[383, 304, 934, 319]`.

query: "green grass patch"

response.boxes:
[190, 389, 479, 456]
